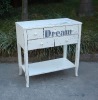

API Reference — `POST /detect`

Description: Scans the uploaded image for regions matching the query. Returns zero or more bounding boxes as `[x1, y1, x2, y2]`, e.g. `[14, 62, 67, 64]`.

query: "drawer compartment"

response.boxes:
[28, 38, 54, 50]
[27, 28, 43, 40]
[44, 26, 65, 38]
[66, 25, 79, 35]
[44, 27, 53, 38]
[55, 35, 78, 46]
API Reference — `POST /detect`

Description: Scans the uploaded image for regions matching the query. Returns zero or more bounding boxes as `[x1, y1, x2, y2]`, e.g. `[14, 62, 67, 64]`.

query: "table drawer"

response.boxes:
[55, 35, 78, 46]
[27, 28, 43, 40]
[66, 25, 79, 35]
[44, 27, 53, 38]
[44, 26, 65, 38]
[28, 38, 54, 50]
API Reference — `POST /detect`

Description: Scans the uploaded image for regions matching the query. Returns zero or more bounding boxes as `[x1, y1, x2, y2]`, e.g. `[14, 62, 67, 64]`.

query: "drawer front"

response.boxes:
[55, 35, 78, 46]
[28, 38, 54, 50]
[44, 27, 53, 38]
[44, 26, 65, 38]
[27, 29, 43, 40]
[65, 25, 79, 35]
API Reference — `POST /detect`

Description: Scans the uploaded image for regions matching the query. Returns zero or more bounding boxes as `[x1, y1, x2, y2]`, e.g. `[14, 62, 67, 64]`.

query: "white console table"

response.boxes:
[15, 18, 82, 87]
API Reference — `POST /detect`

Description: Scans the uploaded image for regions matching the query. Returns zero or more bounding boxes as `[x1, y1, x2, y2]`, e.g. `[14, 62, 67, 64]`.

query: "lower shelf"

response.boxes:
[22, 58, 75, 76]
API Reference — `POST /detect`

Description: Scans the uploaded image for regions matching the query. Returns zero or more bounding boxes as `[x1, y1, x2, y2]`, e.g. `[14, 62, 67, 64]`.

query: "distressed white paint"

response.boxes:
[17, 43, 23, 75]
[55, 35, 78, 46]
[28, 38, 54, 50]
[27, 28, 43, 40]
[28, 58, 75, 76]
[16, 18, 82, 29]
[75, 25, 82, 76]
[16, 24, 25, 49]
[15, 18, 82, 87]
[66, 25, 79, 35]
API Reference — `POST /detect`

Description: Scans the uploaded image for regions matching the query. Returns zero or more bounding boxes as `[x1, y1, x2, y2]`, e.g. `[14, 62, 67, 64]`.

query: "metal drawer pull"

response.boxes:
[34, 33, 37, 36]
[40, 42, 43, 45]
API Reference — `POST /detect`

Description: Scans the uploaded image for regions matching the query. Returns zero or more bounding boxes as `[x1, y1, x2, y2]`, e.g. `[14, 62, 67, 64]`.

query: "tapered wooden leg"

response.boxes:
[75, 43, 80, 76]
[24, 50, 29, 87]
[17, 43, 23, 75]
[25, 73, 29, 87]
[63, 45, 67, 58]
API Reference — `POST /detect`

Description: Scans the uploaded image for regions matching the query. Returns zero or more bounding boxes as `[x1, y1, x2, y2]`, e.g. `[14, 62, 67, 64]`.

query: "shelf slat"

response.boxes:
[27, 58, 75, 76]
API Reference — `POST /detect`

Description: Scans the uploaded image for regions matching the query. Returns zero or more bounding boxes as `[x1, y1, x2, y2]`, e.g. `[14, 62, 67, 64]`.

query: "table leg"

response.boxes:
[63, 45, 67, 58]
[75, 43, 80, 76]
[24, 50, 29, 87]
[17, 43, 23, 75]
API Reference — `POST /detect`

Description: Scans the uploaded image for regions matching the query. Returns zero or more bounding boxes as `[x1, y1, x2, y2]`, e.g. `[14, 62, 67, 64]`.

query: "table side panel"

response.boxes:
[16, 24, 25, 49]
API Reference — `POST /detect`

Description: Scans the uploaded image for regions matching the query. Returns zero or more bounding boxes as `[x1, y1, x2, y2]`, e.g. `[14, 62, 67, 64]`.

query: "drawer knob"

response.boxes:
[40, 42, 43, 45]
[34, 33, 37, 36]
